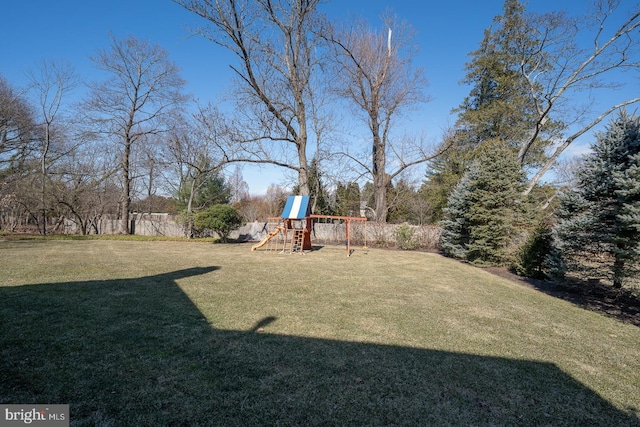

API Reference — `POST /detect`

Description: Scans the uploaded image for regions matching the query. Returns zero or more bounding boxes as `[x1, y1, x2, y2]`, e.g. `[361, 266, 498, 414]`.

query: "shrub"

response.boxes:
[194, 205, 242, 242]
[396, 224, 418, 250]
[513, 220, 553, 279]
[176, 210, 196, 238]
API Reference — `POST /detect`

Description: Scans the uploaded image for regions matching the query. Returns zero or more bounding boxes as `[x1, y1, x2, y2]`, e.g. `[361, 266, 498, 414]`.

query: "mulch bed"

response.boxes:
[484, 266, 640, 328]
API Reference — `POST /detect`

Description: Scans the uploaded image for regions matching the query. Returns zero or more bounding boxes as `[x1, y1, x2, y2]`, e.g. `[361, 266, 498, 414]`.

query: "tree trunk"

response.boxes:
[613, 256, 624, 289]
[40, 123, 50, 236]
[372, 128, 387, 222]
[120, 140, 132, 234]
[295, 86, 310, 196]
[297, 144, 310, 196]
[186, 178, 197, 238]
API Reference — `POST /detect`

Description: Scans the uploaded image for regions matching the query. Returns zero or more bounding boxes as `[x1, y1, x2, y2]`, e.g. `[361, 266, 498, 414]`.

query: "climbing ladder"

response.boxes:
[290, 229, 307, 255]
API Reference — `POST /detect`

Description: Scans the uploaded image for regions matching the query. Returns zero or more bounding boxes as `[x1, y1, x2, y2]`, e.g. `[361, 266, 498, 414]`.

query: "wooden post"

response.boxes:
[303, 217, 312, 250]
[307, 214, 367, 257]
[346, 218, 351, 256]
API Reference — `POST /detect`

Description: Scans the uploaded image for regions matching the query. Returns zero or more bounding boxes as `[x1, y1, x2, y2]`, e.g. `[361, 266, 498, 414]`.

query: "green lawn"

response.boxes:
[1, 239, 638, 426]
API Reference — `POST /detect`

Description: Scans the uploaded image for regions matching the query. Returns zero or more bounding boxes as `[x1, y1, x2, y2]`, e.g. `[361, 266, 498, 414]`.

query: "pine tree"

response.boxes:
[334, 182, 361, 217]
[440, 141, 531, 265]
[421, 135, 473, 223]
[547, 182, 598, 281]
[465, 143, 530, 265]
[307, 158, 332, 215]
[514, 218, 553, 279]
[440, 165, 478, 259]
[424, 0, 558, 221]
[455, 0, 546, 155]
[613, 152, 640, 283]
[194, 170, 231, 208]
[550, 112, 640, 288]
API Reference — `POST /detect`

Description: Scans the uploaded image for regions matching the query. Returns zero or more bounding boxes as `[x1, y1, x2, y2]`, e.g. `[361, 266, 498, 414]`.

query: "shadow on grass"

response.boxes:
[1, 267, 638, 426]
[485, 266, 640, 327]
[526, 278, 640, 327]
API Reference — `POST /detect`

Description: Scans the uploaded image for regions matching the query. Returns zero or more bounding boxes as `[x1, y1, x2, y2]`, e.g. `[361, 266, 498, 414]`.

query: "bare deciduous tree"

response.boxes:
[325, 11, 432, 222]
[52, 142, 120, 235]
[26, 59, 79, 234]
[133, 132, 168, 211]
[164, 118, 219, 237]
[84, 35, 187, 234]
[0, 75, 35, 169]
[173, 0, 328, 196]
[227, 164, 250, 203]
[518, 1, 640, 194]
[0, 76, 37, 232]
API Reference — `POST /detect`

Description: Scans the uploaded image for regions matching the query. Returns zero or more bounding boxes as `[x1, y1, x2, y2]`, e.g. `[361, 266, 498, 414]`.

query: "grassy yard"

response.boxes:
[1, 239, 639, 426]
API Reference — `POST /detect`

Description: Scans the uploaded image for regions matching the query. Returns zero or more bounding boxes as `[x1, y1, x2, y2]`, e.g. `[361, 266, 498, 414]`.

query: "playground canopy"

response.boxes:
[281, 195, 311, 219]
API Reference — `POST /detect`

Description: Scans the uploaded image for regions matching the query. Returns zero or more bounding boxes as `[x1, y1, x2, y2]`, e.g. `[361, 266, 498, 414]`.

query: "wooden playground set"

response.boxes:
[251, 196, 367, 256]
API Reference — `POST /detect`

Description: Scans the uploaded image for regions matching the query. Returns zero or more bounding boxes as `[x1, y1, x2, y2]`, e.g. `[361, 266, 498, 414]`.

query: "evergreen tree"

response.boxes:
[546, 189, 593, 281]
[421, 135, 471, 223]
[360, 182, 376, 219]
[440, 141, 531, 265]
[440, 165, 478, 259]
[465, 142, 531, 265]
[387, 179, 417, 224]
[307, 157, 332, 215]
[549, 112, 640, 288]
[424, 0, 559, 221]
[514, 218, 553, 279]
[455, 0, 546, 155]
[194, 170, 231, 208]
[614, 152, 640, 282]
[334, 182, 361, 217]
[176, 162, 231, 213]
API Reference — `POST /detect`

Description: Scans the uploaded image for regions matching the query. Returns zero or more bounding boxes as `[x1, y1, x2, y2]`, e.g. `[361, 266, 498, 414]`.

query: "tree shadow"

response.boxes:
[485, 266, 640, 327]
[1, 267, 638, 426]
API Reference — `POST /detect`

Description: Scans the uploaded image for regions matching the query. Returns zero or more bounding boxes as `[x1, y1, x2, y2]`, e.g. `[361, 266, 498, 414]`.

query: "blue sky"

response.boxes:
[1, 1, 636, 194]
